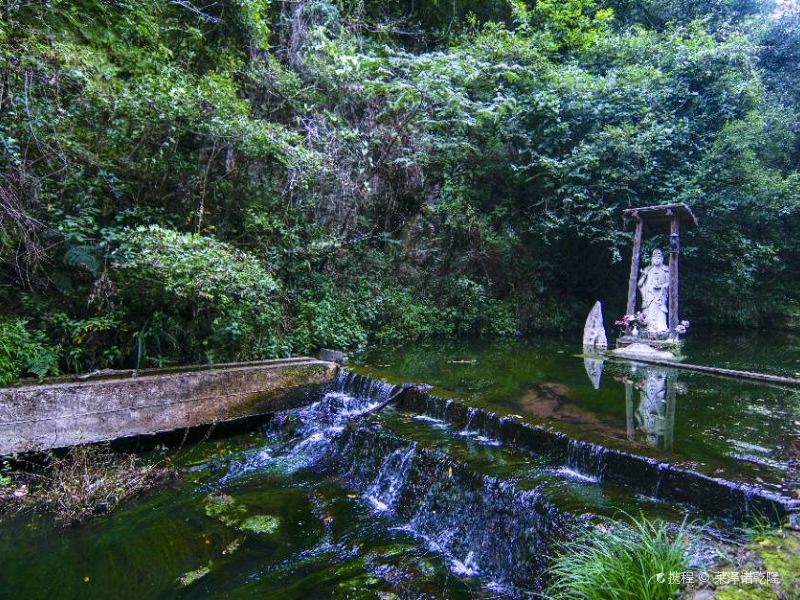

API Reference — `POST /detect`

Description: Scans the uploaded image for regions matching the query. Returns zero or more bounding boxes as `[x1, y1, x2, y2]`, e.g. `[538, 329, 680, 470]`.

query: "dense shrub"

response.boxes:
[1, 0, 798, 379]
[112, 225, 288, 364]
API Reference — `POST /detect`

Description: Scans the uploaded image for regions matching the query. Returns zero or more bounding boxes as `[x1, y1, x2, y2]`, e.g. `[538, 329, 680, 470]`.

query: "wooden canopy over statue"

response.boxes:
[620, 203, 698, 348]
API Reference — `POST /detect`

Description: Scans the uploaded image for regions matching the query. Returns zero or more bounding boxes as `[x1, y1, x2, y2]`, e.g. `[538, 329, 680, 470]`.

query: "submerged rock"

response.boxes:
[177, 564, 211, 587]
[239, 515, 280, 535]
[203, 493, 246, 526]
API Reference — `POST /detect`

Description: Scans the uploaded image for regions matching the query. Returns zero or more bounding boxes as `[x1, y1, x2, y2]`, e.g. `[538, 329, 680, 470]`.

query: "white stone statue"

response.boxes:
[638, 249, 669, 333]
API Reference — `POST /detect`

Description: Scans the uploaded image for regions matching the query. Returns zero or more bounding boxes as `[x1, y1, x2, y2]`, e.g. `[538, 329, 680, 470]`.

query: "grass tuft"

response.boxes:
[548, 513, 691, 600]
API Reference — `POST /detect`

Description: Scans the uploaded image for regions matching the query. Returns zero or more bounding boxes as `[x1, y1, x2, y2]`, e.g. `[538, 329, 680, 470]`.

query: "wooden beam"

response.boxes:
[626, 214, 643, 315]
[669, 213, 679, 331]
[622, 203, 698, 228]
[608, 356, 800, 387]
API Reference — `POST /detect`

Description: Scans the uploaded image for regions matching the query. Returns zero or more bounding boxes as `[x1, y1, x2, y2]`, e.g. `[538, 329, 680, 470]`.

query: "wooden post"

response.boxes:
[669, 213, 680, 332]
[626, 214, 643, 316]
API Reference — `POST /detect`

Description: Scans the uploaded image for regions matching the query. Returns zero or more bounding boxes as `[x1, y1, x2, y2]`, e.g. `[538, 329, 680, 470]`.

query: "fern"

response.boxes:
[63, 245, 100, 276]
[0, 319, 60, 385]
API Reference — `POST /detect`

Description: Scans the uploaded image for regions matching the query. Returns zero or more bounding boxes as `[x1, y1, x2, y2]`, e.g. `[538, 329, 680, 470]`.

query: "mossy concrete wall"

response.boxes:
[0, 358, 337, 455]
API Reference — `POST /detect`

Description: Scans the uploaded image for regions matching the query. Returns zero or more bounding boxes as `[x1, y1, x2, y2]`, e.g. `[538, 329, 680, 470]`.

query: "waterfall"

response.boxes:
[655, 463, 668, 498]
[365, 443, 417, 512]
[560, 439, 604, 483]
[336, 425, 573, 593]
[210, 371, 790, 595]
[219, 370, 397, 480]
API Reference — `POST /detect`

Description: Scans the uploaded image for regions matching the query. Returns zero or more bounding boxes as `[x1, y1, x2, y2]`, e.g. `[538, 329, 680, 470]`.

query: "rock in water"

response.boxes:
[582, 301, 608, 349]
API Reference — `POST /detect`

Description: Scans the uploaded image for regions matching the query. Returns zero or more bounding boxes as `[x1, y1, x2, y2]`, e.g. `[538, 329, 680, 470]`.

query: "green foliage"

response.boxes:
[288, 277, 368, 353]
[548, 514, 691, 600]
[113, 225, 288, 364]
[0, 319, 60, 385]
[114, 226, 278, 306]
[1, 0, 799, 380]
[0, 461, 12, 488]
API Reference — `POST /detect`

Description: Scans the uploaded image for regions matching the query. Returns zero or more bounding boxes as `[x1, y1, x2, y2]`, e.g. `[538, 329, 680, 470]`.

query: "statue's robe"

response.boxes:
[638, 265, 669, 332]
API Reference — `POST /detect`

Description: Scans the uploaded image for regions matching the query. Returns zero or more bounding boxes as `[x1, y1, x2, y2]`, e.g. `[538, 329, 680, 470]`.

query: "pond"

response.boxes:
[0, 334, 797, 598]
[354, 334, 800, 493]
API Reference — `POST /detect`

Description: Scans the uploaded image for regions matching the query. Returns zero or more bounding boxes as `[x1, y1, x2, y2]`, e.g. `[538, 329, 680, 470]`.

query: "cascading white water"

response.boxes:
[220, 371, 397, 480]
[365, 443, 417, 512]
[218, 372, 572, 593]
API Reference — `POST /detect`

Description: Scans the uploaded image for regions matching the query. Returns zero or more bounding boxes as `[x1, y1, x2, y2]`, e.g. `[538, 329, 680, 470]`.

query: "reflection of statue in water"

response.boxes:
[636, 369, 667, 448]
[638, 249, 669, 333]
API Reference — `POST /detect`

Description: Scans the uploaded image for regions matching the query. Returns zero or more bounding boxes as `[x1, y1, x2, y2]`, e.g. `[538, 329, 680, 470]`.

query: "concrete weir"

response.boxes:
[394, 385, 800, 524]
[0, 357, 337, 455]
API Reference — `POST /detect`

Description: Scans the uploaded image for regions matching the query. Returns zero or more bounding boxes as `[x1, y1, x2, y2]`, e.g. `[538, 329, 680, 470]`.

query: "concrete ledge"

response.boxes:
[398, 387, 799, 523]
[0, 358, 337, 455]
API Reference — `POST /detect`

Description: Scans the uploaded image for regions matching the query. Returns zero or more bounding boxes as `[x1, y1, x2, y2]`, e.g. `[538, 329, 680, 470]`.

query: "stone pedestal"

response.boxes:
[616, 333, 681, 351]
[611, 342, 675, 361]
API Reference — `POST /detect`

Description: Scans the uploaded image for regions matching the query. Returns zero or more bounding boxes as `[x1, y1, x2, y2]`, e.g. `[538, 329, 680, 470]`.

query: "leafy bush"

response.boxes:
[548, 514, 691, 600]
[112, 226, 288, 364]
[289, 278, 369, 353]
[369, 288, 443, 344]
[1, 0, 799, 381]
[0, 319, 60, 385]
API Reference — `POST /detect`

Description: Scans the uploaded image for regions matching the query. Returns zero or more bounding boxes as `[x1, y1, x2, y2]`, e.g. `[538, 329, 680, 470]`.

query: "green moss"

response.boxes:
[370, 543, 416, 559]
[711, 531, 800, 599]
[714, 588, 774, 600]
[752, 532, 800, 597]
[222, 537, 244, 556]
[176, 564, 211, 587]
[238, 514, 280, 535]
[336, 573, 379, 592]
[203, 493, 246, 527]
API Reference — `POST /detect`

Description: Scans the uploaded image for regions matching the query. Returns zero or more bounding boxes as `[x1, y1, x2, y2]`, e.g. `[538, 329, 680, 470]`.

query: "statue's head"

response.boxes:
[651, 249, 664, 267]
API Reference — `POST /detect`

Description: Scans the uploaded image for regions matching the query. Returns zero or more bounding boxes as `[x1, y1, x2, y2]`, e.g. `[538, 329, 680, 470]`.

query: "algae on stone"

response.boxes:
[203, 493, 246, 526]
[708, 530, 800, 599]
[177, 564, 211, 587]
[753, 532, 800, 597]
[222, 537, 244, 556]
[239, 514, 280, 535]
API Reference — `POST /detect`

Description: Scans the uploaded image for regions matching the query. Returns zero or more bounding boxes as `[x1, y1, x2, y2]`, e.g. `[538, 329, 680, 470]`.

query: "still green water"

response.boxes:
[354, 334, 800, 492]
